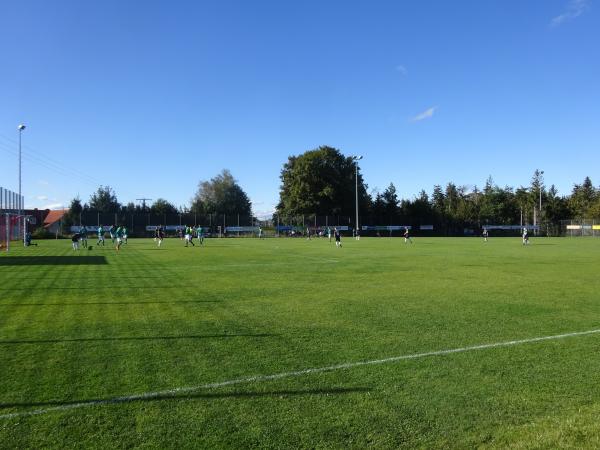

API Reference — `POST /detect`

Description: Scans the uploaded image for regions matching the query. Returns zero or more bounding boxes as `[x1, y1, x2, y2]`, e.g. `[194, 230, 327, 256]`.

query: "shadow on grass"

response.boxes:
[0, 287, 210, 292]
[0, 300, 220, 306]
[0, 256, 107, 266]
[0, 333, 276, 345]
[0, 387, 371, 409]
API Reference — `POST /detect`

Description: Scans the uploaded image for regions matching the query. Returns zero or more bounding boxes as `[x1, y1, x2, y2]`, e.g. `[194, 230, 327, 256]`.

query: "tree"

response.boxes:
[569, 177, 597, 218]
[123, 202, 136, 213]
[191, 169, 252, 216]
[381, 183, 399, 218]
[64, 197, 83, 227]
[371, 191, 386, 219]
[151, 198, 178, 216]
[545, 185, 570, 234]
[514, 187, 530, 224]
[89, 186, 120, 212]
[403, 190, 434, 225]
[277, 146, 369, 217]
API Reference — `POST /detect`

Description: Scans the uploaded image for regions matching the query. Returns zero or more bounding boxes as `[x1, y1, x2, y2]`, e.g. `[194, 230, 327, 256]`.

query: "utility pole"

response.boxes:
[136, 198, 152, 210]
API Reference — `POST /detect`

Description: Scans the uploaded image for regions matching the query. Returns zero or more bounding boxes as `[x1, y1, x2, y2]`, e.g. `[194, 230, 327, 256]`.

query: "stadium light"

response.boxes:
[17, 124, 26, 243]
[351, 155, 363, 240]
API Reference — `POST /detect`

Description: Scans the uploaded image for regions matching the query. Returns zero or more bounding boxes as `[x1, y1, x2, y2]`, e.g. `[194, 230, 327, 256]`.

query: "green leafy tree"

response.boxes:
[276, 146, 369, 217]
[151, 198, 179, 216]
[64, 197, 83, 227]
[402, 190, 434, 225]
[191, 169, 252, 216]
[89, 186, 120, 212]
[568, 177, 597, 218]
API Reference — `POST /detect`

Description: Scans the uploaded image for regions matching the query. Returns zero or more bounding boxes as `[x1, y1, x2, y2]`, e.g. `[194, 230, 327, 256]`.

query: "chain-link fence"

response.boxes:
[560, 219, 600, 237]
[73, 211, 259, 237]
[61, 210, 587, 238]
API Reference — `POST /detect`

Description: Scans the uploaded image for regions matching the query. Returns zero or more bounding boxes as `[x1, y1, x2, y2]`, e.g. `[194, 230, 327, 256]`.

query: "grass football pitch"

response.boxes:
[1, 236, 600, 448]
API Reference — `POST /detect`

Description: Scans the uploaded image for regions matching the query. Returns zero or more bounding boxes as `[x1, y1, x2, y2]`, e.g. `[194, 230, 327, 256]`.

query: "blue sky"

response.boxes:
[1, 0, 598, 217]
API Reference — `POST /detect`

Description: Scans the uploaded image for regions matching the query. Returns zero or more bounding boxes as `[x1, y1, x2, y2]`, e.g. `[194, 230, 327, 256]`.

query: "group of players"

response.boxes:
[71, 225, 128, 251]
[153, 225, 205, 248]
[69, 224, 532, 251]
[482, 227, 530, 245]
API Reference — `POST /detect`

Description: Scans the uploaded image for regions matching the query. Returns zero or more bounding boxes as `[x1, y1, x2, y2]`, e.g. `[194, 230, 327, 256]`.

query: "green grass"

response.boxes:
[1, 236, 600, 449]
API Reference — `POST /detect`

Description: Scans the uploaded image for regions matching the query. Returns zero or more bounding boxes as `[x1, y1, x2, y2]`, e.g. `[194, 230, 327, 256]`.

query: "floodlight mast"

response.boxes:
[18, 124, 26, 244]
[539, 170, 544, 235]
[352, 155, 363, 240]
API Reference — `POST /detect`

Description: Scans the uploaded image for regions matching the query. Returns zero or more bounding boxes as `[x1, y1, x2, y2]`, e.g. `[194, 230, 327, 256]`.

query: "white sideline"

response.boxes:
[1, 328, 599, 420]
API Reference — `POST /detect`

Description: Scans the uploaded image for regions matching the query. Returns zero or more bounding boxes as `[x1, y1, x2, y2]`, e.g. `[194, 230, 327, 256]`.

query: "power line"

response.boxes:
[0, 141, 100, 187]
[0, 134, 140, 202]
[0, 134, 104, 186]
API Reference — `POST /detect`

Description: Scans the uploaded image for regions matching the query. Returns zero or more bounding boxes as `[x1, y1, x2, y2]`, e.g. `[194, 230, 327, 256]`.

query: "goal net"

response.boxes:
[0, 213, 23, 252]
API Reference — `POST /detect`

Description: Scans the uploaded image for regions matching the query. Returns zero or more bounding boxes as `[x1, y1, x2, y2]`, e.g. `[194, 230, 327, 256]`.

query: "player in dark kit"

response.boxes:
[404, 227, 413, 244]
[156, 226, 165, 247]
[334, 228, 342, 248]
[71, 233, 81, 250]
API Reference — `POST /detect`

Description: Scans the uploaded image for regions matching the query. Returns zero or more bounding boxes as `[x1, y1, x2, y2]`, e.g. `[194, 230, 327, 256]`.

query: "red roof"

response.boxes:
[43, 210, 66, 226]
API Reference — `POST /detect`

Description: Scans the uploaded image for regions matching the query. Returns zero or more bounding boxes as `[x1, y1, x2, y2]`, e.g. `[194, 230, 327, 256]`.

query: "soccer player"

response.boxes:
[306, 227, 311, 240]
[188, 225, 195, 246]
[115, 226, 124, 251]
[122, 226, 128, 244]
[97, 226, 105, 246]
[156, 225, 164, 247]
[80, 226, 88, 248]
[522, 227, 529, 245]
[109, 225, 117, 244]
[71, 233, 81, 251]
[404, 227, 413, 244]
[196, 225, 204, 245]
[184, 225, 194, 247]
[327, 227, 332, 242]
[258, 226, 262, 239]
[334, 227, 342, 248]
[482, 227, 489, 242]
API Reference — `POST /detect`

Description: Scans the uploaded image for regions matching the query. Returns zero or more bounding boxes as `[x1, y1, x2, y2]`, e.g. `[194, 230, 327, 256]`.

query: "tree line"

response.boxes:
[275, 146, 599, 234]
[64, 169, 252, 227]
[65, 145, 600, 233]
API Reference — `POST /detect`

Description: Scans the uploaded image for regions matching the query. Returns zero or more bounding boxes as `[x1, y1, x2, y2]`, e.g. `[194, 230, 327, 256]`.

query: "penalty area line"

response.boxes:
[1, 327, 599, 420]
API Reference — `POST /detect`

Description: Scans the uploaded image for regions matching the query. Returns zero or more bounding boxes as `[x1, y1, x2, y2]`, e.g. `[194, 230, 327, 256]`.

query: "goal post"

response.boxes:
[0, 213, 21, 252]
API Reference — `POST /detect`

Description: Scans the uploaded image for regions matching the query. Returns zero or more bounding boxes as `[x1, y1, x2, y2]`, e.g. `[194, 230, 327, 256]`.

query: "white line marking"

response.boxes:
[1, 328, 599, 420]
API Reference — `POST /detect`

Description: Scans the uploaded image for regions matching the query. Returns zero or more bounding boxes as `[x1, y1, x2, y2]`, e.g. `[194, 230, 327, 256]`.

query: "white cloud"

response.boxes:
[551, 0, 590, 26]
[395, 65, 408, 76]
[411, 106, 438, 122]
[38, 179, 50, 186]
[36, 195, 48, 201]
[254, 211, 275, 220]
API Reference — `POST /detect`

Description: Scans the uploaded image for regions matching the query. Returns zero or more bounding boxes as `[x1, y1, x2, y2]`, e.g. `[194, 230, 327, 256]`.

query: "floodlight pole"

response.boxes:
[538, 170, 544, 236]
[18, 124, 26, 243]
[352, 155, 363, 240]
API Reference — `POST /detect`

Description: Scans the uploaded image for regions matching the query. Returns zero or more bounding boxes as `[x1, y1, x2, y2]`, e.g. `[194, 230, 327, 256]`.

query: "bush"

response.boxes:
[31, 227, 54, 239]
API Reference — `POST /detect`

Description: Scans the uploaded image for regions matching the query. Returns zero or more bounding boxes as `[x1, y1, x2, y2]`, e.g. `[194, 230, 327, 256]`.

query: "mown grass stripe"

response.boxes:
[1, 327, 598, 420]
